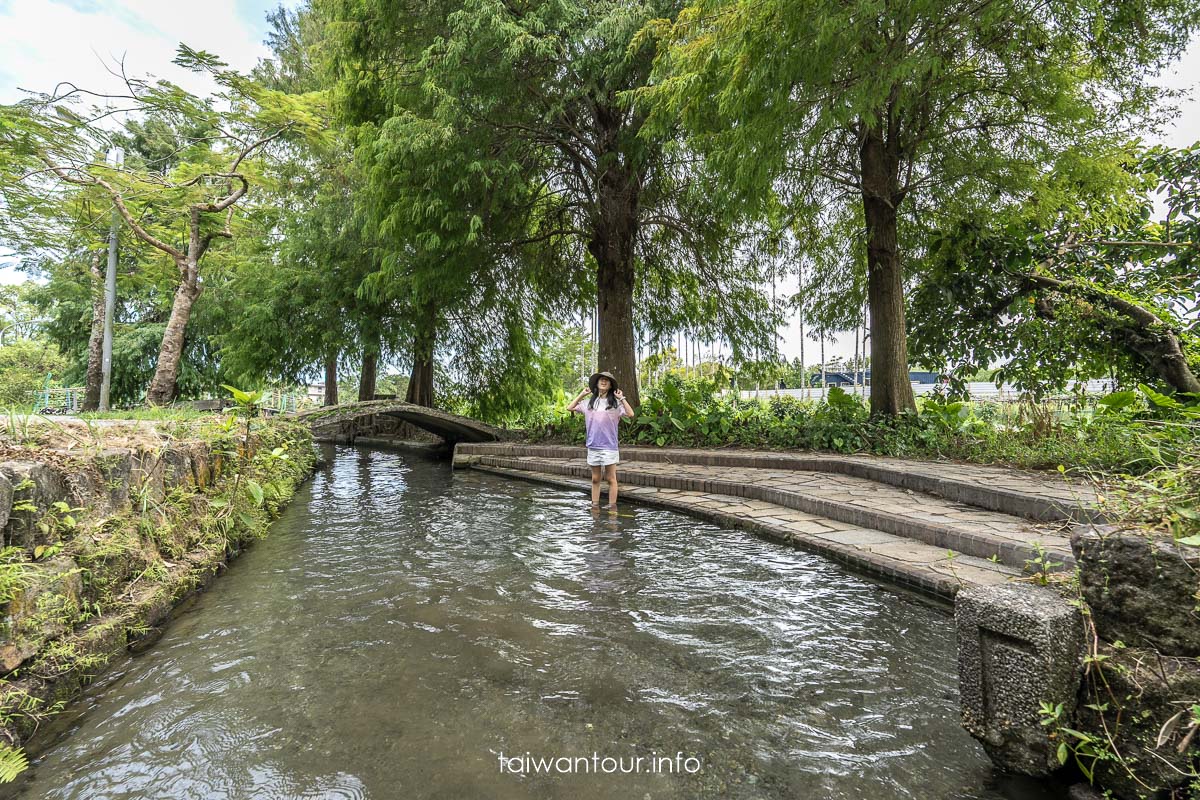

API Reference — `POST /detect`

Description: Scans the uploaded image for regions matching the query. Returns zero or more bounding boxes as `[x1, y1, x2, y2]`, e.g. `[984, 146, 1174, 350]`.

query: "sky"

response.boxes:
[0, 1, 1197, 364]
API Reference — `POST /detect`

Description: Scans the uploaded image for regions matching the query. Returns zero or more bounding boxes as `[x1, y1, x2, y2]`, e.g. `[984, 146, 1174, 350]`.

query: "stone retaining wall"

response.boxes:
[0, 420, 315, 780]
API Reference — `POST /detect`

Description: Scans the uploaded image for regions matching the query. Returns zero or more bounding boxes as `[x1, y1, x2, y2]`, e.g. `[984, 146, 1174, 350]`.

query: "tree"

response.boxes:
[0, 339, 65, 407]
[1, 47, 321, 404]
[322, 0, 774, 409]
[910, 143, 1200, 396]
[638, 0, 1200, 415]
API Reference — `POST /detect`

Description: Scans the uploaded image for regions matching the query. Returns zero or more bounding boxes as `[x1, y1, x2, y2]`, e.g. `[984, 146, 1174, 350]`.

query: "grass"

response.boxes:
[77, 407, 209, 421]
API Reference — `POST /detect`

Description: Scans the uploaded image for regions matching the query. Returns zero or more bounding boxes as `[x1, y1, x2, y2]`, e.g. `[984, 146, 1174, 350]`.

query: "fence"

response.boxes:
[263, 390, 314, 414]
[732, 379, 1113, 403]
[32, 387, 85, 413]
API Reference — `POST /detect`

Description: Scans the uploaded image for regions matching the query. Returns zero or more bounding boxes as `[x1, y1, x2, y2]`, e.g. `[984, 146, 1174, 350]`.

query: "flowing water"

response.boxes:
[5, 445, 1059, 799]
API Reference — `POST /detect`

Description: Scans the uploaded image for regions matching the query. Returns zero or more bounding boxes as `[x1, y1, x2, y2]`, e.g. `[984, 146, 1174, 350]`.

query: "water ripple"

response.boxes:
[6, 446, 1059, 800]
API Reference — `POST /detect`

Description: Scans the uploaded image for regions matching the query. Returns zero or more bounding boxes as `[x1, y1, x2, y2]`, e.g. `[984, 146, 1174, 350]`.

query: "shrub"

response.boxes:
[0, 340, 65, 407]
[534, 375, 1199, 476]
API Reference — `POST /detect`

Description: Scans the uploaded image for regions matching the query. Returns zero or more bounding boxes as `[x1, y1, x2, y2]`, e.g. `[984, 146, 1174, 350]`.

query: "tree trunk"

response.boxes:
[358, 348, 377, 402]
[145, 276, 200, 406]
[1116, 324, 1200, 394]
[859, 122, 917, 416]
[82, 252, 105, 411]
[406, 356, 434, 407]
[405, 302, 436, 407]
[591, 242, 639, 408]
[580, 101, 642, 408]
[323, 353, 338, 406]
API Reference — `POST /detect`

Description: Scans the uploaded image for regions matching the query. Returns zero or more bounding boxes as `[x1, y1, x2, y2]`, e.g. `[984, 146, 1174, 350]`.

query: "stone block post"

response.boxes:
[956, 584, 1086, 775]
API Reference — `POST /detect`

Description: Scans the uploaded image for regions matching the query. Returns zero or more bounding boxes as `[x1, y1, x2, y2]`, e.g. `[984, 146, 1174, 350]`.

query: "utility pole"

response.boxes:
[98, 147, 124, 411]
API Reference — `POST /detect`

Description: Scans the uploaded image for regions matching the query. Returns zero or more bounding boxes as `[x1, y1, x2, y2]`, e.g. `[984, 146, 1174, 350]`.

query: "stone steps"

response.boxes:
[462, 453, 1077, 573]
[470, 464, 1024, 599]
[454, 443, 1103, 523]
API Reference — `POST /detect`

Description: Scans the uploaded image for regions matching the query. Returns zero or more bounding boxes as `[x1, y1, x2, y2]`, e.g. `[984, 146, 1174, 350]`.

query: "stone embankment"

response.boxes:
[0, 416, 315, 780]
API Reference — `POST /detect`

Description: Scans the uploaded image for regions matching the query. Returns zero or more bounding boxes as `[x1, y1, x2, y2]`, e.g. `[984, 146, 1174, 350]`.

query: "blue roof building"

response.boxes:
[810, 370, 942, 387]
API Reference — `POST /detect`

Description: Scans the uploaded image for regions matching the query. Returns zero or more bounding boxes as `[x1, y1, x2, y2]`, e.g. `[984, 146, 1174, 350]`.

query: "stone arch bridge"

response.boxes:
[291, 400, 510, 444]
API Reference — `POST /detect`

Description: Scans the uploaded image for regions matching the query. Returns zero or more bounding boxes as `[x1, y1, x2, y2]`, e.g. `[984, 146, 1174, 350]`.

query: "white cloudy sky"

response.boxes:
[0, 1, 1197, 362]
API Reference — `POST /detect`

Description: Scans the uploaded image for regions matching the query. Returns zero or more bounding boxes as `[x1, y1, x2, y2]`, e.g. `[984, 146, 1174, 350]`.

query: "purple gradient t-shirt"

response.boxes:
[574, 396, 630, 450]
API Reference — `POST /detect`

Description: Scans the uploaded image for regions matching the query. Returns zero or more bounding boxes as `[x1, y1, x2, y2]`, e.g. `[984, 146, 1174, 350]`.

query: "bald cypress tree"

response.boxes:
[638, 0, 1199, 414]
[321, 0, 770, 408]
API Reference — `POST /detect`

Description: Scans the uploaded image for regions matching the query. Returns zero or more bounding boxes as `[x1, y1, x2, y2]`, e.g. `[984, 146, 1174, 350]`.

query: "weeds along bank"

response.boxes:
[0, 414, 316, 782]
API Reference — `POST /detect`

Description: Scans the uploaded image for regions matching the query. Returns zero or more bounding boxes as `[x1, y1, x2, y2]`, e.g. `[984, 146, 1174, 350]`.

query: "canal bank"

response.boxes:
[0, 416, 316, 780]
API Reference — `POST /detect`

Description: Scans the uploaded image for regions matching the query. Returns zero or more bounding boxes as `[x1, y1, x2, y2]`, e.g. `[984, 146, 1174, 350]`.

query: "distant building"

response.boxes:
[810, 370, 942, 387]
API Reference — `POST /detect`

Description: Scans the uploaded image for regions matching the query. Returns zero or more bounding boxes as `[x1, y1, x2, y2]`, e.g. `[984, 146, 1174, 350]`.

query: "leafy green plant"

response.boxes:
[1097, 390, 1138, 416]
[1039, 700, 1117, 783]
[0, 743, 28, 784]
[1023, 542, 1065, 585]
[0, 547, 31, 606]
[221, 384, 265, 417]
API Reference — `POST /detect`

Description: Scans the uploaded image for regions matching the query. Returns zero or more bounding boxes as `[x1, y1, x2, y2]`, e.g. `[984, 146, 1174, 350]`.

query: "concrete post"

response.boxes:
[956, 584, 1086, 775]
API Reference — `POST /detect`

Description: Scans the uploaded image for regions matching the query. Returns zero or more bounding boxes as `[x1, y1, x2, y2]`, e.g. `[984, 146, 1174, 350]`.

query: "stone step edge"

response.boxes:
[467, 464, 1022, 601]
[467, 454, 1076, 572]
[453, 443, 1103, 524]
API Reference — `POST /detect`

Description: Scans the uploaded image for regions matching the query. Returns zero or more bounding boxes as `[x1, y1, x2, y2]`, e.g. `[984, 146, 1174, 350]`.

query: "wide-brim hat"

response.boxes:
[589, 371, 618, 393]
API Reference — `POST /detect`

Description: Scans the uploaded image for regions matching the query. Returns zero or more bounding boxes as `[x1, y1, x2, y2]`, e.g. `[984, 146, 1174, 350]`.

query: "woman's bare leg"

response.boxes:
[591, 465, 602, 506]
[605, 463, 618, 507]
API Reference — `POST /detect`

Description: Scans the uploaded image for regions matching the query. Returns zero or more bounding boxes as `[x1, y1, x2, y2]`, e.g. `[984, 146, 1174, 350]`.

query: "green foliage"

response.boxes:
[0, 338, 65, 406]
[636, 0, 1199, 413]
[0, 685, 63, 784]
[0, 547, 31, 607]
[910, 143, 1200, 399]
[221, 384, 264, 411]
[1039, 700, 1117, 784]
[320, 0, 778, 407]
[1108, 442, 1200, 543]
[0, 743, 29, 784]
[537, 374, 1198, 475]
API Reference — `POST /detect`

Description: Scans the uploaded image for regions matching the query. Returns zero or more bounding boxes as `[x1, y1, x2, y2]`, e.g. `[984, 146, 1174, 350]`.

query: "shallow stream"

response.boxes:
[7, 445, 1057, 799]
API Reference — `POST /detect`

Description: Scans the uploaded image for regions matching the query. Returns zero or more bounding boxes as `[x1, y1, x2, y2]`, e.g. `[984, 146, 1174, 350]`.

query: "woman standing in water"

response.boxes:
[567, 371, 634, 508]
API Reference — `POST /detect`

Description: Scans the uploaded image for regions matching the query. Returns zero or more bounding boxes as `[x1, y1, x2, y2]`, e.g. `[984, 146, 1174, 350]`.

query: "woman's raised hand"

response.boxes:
[614, 389, 625, 400]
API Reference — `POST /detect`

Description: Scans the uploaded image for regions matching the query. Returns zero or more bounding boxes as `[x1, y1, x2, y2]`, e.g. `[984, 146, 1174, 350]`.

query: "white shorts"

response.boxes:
[586, 448, 619, 466]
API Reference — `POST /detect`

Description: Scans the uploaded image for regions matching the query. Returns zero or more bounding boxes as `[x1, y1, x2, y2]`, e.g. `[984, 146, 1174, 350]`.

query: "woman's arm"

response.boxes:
[567, 387, 590, 413]
[614, 389, 634, 417]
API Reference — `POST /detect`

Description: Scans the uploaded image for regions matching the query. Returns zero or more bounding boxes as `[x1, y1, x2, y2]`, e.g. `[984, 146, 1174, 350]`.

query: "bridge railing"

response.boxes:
[32, 387, 85, 413]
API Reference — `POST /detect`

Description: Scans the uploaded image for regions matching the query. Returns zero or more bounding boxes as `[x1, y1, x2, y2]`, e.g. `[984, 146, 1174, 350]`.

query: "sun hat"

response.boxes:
[589, 371, 619, 393]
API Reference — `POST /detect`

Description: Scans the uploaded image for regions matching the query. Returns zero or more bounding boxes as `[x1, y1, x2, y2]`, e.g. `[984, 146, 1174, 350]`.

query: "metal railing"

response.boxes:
[731, 379, 1113, 402]
[32, 387, 84, 413]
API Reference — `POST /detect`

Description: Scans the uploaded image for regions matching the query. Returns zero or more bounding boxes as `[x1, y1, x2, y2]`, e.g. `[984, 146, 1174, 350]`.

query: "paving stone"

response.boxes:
[867, 541, 947, 564]
[812, 529, 907, 547]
